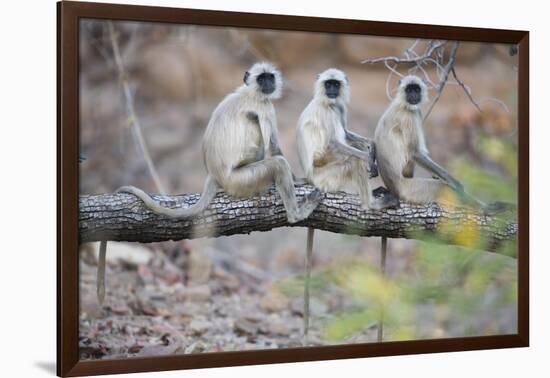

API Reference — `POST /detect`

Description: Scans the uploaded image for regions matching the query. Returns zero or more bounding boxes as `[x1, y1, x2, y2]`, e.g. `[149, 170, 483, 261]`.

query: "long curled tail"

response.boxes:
[118, 175, 219, 219]
[95, 176, 218, 304]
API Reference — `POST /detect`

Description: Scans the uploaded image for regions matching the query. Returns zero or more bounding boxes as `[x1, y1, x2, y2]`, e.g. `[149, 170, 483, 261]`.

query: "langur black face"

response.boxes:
[324, 79, 341, 99]
[243, 63, 282, 99]
[256, 72, 276, 95]
[405, 83, 422, 105]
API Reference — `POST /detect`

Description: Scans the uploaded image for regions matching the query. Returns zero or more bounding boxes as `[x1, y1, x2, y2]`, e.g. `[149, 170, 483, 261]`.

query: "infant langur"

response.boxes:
[374, 75, 483, 206]
[296, 68, 398, 337]
[96, 62, 321, 304]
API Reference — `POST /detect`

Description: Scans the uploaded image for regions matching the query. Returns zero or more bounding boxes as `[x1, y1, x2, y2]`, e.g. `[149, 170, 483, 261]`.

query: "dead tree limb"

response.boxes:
[361, 39, 484, 114]
[79, 185, 517, 256]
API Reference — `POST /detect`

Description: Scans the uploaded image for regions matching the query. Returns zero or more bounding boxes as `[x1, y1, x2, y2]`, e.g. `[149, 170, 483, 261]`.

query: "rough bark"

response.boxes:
[79, 184, 517, 255]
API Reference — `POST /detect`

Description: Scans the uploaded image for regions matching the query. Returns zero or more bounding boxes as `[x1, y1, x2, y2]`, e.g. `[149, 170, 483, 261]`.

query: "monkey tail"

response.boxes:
[95, 177, 218, 304]
[97, 240, 107, 305]
[303, 227, 315, 340]
[377, 236, 388, 342]
[380, 236, 387, 275]
[118, 175, 218, 219]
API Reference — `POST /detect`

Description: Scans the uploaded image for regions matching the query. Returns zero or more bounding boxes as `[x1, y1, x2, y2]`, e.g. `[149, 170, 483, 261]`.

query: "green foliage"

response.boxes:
[276, 270, 329, 298]
[324, 311, 375, 340]
[319, 133, 519, 342]
[451, 134, 518, 204]
[477, 135, 518, 176]
[321, 242, 517, 342]
[452, 158, 517, 204]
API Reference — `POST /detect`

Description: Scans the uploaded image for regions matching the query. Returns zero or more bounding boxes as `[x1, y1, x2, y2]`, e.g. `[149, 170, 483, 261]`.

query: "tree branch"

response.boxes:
[79, 185, 517, 255]
[360, 39, 486, 118]
[361, 40, 447, 65]
[424, 41, 460, 121]
[108, 22, 165, 194]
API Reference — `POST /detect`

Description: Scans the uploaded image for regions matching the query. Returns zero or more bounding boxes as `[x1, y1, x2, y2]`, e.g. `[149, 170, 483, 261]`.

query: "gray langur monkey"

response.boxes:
[121, 61, 322, 221]
[96, 62, 322, 304]
[374, 74, 483, 206]
[296, 68, 398, 338]
[373, 74, 485, 341]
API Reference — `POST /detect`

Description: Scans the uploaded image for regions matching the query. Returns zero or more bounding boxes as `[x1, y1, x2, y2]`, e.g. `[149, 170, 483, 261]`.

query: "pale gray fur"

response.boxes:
[97, 62, 321, 305]
[297, 68, 385, 210]
[296, 68, 392, 340]
[119, 61, 320, 223]
[374, 75, 482, 206]
[372, 76, 486, 339]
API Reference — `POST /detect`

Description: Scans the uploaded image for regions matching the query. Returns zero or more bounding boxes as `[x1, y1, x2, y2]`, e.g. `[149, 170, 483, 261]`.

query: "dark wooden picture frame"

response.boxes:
[58, 1, 529, 376]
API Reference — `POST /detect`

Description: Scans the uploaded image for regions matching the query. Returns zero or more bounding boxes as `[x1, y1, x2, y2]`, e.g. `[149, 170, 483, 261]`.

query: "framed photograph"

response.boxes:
[58, 1, 529, 376]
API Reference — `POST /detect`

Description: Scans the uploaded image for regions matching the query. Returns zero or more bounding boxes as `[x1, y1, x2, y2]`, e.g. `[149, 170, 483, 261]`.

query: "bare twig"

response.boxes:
[424, 42, 460, 121]
[451, 67, 483, 113]
[107, 21, 165, 194]
[413, 61, 438, 89]
[83, 23, 116, 68]
[361, 40, 447, 65]
[362, 39, 489, 120]
[478, 97, 511, 113]
[384, 63, 401, 100]
[404, 40, 420, 59]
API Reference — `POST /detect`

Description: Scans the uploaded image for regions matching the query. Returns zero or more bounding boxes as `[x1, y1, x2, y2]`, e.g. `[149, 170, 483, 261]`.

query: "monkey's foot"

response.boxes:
[288, 189, 323, 223]
[369, 160, 379, 179]
[305, 187, 323, 202]
[371, 186, 400, 209]
[372, 186, 390, 198]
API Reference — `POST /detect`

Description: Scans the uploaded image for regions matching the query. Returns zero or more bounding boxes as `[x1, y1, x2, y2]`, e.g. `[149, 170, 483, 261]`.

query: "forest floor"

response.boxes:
[79, 240, 380, 360]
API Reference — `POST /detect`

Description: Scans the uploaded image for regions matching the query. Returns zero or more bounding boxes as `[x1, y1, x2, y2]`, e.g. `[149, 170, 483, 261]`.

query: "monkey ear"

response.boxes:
[243, 71, 250, 85]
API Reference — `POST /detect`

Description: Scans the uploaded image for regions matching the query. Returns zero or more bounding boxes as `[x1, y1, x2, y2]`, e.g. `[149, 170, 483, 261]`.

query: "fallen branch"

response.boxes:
[79, 185, 517, 255]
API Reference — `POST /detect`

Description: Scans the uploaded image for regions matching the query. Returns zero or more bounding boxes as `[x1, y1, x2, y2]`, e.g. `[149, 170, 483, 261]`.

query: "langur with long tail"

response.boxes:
[373, 75, 503, 340]
[296, 68, 398, 338]
[96, 62, 322, 304]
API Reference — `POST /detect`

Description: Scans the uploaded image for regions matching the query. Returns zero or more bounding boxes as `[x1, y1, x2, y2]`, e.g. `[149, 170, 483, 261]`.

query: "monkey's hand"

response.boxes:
[372, 186, 390, 198]
[369, 159, 379, 178]
[372, 186, 400, 209]
[365, 141, 378, 178]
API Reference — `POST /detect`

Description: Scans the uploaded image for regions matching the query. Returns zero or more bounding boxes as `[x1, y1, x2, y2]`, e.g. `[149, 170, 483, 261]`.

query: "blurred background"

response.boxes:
[78, 19, 518, 360]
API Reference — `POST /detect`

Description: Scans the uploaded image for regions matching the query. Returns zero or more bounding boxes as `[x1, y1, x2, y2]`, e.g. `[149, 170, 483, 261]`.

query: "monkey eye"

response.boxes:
[258, 77, 264, 83]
